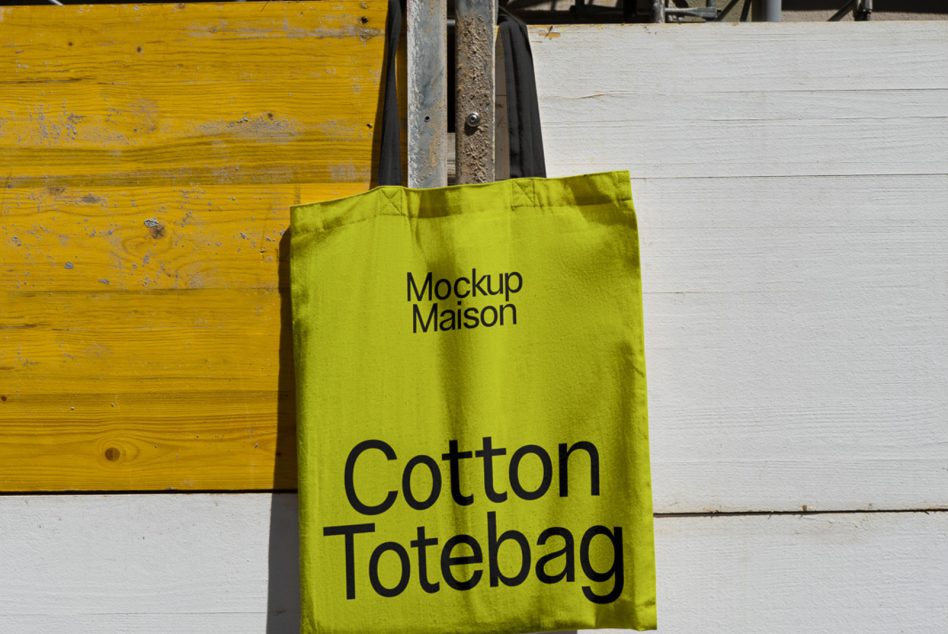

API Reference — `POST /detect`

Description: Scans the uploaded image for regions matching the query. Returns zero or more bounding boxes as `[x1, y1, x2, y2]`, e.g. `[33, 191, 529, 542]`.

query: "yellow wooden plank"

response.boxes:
[0, 289, 297, 491]
[0, 1, 387, 187]
[0, 183, 362, 291]
[0, 1, 390, 491]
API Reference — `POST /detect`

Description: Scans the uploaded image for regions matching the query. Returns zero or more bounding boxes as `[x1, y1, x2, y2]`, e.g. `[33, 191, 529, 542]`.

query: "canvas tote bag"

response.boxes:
[290, 6, 656, 633]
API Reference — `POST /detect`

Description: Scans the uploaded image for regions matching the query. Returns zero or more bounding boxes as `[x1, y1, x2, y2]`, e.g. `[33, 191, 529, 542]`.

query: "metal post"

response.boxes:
[455, 0, 498, 184]
[407, 0, 448, 188]
[652, 0, 665, 23]
[753, 0, 781, 21]
[856, 0, 872, 20]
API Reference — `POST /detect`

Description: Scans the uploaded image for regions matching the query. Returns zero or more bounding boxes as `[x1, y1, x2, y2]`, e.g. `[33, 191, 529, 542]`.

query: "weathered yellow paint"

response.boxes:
[2, 289, 296, 490]
[0, 1, 389, 491]
[0, 2, 385, 189]
[0, 184, 363, 291]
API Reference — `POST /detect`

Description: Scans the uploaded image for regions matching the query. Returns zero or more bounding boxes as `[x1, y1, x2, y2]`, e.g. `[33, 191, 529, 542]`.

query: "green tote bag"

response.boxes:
[291, 3, 654, 631]
[290, 170, 656, 633]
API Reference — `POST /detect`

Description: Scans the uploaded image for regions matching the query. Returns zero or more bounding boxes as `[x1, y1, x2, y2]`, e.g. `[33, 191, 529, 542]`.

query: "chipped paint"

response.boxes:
[80, 193, 105, 205]
[143, 218, 166, 239]
[198, 113, 301, 143]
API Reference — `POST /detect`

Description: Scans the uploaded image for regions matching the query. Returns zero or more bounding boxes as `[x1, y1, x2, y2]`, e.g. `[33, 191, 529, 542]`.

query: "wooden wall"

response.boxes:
[0, 1, 388, 491]
[1, 8, 946, 632]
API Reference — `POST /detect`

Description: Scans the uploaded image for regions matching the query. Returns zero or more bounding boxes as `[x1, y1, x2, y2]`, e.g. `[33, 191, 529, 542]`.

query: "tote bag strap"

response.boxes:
[497, 8, 547, 178]
[378, 0, 404, 187]
[376, 1, 546, 185]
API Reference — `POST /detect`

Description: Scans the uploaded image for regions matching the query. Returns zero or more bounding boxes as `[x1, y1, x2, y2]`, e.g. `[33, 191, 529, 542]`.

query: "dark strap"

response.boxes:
[498, 9, 547, 178]
[377, 3, 545, 185]
[377, 0, 403, 186]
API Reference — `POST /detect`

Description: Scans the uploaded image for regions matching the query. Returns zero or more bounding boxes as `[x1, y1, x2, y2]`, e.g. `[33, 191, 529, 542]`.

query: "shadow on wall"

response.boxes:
[266, 229, 301, 632]
[264, 5, 398, 626]
[266, 493, 301, 632]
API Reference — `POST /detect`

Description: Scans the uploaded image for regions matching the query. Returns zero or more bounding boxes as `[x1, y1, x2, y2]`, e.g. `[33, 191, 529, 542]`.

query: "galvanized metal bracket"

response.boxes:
[407, 0, 448, 188]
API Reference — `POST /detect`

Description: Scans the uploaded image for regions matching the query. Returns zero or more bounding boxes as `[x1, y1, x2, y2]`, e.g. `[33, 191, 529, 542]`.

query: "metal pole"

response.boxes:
[407, 0, 448, 188]
[856, 0, 872, 20]
[652, 0, 665, 23]
[764, 0, 782, 21]
[753, 0, 781, 21]
[455, 0, 498, 184]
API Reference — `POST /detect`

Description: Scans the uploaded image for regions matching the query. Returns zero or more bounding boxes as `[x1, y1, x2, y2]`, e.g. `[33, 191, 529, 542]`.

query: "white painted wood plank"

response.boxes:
[638, 510, 948, 633]
[1, 494, 946, 633]
[0, 615, 261, 634]
[0, 494, 296, 633]
[531, 23, 948, 94]
[531, 24, 948, 178]
[541, 89, 948, 124]
[540, 118, 947, 178]
[631, 174, 948, 230]
[634, 175, 948, 512]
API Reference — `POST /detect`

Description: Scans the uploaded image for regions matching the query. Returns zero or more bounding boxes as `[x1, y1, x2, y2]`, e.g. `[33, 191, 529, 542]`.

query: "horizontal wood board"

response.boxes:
[633, 175, 948, 513]
[0, 494, 945, 633]
[0, 2, 387, 188]
[2, 19, 946, 511]
[532, 23, 948, 178]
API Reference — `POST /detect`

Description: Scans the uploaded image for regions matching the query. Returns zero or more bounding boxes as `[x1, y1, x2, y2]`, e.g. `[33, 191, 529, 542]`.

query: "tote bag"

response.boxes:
[291, 6, 656, 633]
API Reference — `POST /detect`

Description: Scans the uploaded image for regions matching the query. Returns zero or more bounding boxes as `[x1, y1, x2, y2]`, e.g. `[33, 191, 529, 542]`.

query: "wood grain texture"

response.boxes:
[636, 174, 948, 513]
[0, 2, 387, 188]
[532, 23, 948, 94]
[0, 183, 362, 292]
[532, 23, 948, 178]
[1, 289, 296, 490]
[0, 2, 383, 491]
[0, 493, 945, 633]
[3, 20, 947, 503]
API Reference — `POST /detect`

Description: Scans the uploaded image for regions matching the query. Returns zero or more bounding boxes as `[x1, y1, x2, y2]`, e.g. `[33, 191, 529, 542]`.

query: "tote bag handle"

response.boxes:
[377, 0, 546, 186]
[497, 8, 546, 179]
[377, 0, 405, 187]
